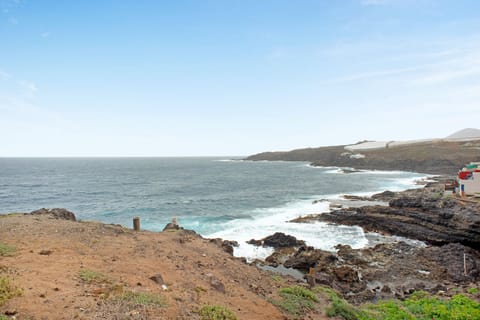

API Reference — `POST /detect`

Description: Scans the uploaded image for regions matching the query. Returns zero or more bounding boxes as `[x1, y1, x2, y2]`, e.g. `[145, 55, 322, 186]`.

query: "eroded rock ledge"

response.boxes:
[296, 184, 480, 249]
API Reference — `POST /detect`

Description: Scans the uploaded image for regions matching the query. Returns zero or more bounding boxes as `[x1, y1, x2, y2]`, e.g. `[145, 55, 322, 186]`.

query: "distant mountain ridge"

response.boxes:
[446, 128, 480, 140]
[246, 129, 480, 175]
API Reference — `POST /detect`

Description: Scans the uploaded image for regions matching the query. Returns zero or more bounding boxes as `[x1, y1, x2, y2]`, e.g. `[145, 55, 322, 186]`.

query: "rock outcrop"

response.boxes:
[248, 232, 305, 248]
[305, 185, 480, 250]
[28, 208, 76, 221]
[264, 242, 480, 303]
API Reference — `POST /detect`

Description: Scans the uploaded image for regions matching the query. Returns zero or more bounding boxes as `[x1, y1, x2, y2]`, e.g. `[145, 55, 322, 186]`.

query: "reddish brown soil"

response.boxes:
[0, 214, 329, 320]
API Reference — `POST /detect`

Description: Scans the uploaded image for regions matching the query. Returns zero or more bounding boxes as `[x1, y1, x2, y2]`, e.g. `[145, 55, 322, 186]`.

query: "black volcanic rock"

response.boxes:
[266, 241, 480, 303]
[315, 185, 480, 249]
[262, 232, 305, 248]
[283, 245, 337, 272]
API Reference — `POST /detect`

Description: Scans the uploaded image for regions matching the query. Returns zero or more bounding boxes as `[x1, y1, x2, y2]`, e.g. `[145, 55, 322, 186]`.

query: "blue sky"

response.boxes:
[1, 0, 479, 156]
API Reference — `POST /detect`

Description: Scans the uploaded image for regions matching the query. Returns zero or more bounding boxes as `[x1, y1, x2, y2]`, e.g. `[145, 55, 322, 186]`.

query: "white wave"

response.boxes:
[205, 198, 372, 261]
[212, 159, 244, 162]
[325, 168, 343, 174]
[205, 170, 427, 262]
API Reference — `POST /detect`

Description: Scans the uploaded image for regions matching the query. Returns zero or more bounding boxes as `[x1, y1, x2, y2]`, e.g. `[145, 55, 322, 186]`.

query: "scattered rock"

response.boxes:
[39, 250, 53, 255]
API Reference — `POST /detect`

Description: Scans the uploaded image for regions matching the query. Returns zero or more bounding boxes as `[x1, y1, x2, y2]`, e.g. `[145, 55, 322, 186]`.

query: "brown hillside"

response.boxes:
[246, 140, 480, 175]
[0, 213, 330, 320]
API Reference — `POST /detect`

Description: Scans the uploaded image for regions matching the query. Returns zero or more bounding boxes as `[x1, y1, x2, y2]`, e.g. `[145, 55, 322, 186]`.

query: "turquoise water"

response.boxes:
[0, 157, 426, 259]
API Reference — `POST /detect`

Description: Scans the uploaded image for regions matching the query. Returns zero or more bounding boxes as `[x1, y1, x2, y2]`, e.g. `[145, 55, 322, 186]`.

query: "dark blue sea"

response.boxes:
[0, 157, 427, 259]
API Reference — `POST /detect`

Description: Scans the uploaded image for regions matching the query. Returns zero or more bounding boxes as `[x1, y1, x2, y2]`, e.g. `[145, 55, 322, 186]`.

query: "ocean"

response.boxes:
[0, 157, 427, 260]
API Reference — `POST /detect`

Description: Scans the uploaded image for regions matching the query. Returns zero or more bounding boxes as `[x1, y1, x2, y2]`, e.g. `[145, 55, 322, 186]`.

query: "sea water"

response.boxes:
[0, 157, 427, 260]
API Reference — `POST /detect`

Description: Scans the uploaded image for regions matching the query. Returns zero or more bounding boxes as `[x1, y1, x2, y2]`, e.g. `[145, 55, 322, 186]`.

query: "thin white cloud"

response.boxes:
[329, 65, 422, 83]
[327, 39, 480, 86]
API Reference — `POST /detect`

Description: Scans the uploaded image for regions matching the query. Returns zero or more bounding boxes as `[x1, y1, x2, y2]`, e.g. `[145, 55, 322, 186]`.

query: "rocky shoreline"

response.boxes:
[246, 181, 480, 304]
[2, 181, 480, 318]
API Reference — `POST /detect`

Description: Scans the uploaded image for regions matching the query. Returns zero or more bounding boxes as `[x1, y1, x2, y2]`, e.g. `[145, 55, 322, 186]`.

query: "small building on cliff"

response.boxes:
[457, 162, 480, 196]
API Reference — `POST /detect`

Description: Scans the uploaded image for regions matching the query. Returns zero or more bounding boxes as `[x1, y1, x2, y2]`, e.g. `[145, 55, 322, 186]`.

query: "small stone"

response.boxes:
[39, 250, 53, 255]
[149, 274, 165, 286]
[4, 309, 17, 316]
[209, 275, 226, 293]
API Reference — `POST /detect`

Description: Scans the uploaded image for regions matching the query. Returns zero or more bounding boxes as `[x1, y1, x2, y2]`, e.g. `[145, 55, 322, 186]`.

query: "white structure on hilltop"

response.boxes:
[457, 162, 480, 196]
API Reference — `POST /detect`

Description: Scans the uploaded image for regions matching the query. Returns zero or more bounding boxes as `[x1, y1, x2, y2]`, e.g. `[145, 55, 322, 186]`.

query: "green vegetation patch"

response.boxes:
[0, 243, 16, 257]
[316, 287, 480, 320]
[467, 287, 479, 295]
[272, 286, 319, 318]
[199, 305, 238, 320]
[316, 286, 363, 320]
[0, 276, 22, 306]
[403, 291, 480, 320]
[361, 300, 415, 320]
[118, 291, 167, 307]
[78, 269, 112, 284]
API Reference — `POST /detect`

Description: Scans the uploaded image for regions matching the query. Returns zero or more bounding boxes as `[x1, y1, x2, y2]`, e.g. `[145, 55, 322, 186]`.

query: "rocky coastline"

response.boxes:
[2, 180, 480, 318]
[247, 181, 480, 304]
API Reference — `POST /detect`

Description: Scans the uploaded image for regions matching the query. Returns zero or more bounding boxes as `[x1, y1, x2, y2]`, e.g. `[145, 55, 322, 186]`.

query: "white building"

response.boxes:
[457, 162, 480, 196]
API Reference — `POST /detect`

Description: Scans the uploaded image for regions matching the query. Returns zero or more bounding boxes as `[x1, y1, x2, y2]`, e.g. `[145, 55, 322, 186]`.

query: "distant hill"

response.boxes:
[246, 130, 480, 175]
[446, 128, 480, 140]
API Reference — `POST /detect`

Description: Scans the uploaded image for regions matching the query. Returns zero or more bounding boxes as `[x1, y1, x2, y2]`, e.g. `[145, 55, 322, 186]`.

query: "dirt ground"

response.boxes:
[0, 213, 329, 320]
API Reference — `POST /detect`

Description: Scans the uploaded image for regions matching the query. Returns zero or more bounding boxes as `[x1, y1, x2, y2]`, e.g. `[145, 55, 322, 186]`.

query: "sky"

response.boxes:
[1, 0, 479, 156]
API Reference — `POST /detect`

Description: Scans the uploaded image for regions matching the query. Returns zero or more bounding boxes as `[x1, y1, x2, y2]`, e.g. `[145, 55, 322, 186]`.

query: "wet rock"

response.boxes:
[29, 208, 76, 221]
[343, 195, 370, 201]
[247, 239, 263, 246]
[262, 233, 305, 248]
[371, 190, 397, 201]
[317, 186, 480, 249]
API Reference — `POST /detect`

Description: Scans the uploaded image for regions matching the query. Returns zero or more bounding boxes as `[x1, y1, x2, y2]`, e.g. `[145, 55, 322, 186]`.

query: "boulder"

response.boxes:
[283, 246, 336, 272]
[29, 208, 76, 221]
[262, 232, 305, 248]
[247, 239, 263, 246]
